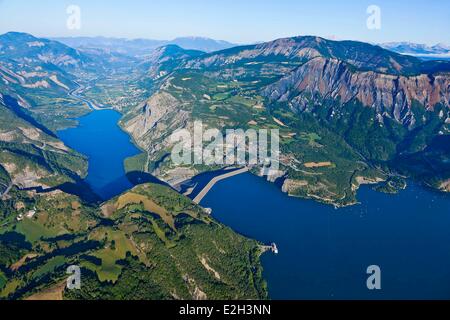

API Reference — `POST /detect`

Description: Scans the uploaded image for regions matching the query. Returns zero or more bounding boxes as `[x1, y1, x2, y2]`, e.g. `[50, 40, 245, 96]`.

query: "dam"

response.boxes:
[192, 167, 249, 204]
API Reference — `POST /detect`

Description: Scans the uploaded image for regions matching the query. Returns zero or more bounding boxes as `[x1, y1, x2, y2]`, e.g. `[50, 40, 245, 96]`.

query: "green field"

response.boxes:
[89, 229, 137, 283]
[0, 279, 22, 299]
[16, 219, 59, 243]
[32, 256, 66, 280]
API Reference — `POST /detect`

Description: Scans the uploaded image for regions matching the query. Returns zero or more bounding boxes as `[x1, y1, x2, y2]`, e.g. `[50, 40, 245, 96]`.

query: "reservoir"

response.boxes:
[58, 110, 140, 200]
[198, 173, 450, 300]
[58, 109, 450, 299]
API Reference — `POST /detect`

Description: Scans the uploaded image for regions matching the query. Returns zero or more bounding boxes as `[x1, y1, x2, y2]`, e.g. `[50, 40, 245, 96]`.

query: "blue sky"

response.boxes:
[0, 0, 449, 45]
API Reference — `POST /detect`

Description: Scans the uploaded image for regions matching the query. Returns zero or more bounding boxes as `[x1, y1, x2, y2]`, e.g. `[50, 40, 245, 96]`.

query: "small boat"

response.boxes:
[271, 243, 279, 254]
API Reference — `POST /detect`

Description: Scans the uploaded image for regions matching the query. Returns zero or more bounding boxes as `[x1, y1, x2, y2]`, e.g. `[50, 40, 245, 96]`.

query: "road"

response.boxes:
[193, 167, 249, 204]
[69, 82, 112, 111]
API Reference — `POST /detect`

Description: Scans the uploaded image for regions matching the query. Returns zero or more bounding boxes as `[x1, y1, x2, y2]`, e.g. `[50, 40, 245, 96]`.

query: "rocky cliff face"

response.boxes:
[123, 90, 190, 167]
[263, 57, 450, 127]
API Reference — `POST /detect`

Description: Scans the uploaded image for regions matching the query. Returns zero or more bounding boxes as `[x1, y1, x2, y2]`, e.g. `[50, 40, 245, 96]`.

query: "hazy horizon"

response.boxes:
[2, 32, 449, 48]
[0, 0, 449, 46]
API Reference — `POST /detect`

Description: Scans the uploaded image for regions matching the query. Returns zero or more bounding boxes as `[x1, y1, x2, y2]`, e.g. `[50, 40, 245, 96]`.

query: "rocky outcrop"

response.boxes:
[124, 91, 180, 140]
[263, 57, 450, 127]
[122, 90, 190, 170]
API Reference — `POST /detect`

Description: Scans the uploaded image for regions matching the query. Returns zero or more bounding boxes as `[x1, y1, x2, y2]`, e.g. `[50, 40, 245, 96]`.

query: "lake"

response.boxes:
[58, 110, 141, 200]
[198, 173, 450, 300]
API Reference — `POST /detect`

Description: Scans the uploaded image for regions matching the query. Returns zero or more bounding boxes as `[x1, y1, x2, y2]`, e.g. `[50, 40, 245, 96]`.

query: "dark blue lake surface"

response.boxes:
[58, 110, 140, 200]
[200, 173, 450, 300]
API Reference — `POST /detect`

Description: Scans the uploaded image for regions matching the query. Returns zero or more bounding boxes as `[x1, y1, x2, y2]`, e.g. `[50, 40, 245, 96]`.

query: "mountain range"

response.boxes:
[0, 31, 449, 300]
[52, 36, 238, 56]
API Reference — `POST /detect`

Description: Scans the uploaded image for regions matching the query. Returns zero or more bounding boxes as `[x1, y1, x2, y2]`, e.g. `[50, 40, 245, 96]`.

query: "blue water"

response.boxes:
[200, 173, 450, 300]
[58, 110, 141, 200]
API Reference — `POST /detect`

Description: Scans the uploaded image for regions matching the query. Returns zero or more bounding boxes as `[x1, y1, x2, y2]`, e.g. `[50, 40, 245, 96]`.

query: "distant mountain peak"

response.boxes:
[381, 42, 450, 59]
[168, 37, 237, 52]
[172, 36, 228, 42]
[151, 44, 204, 58]
[0, 31, 38, 42]
[191, 35, 424, 75]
